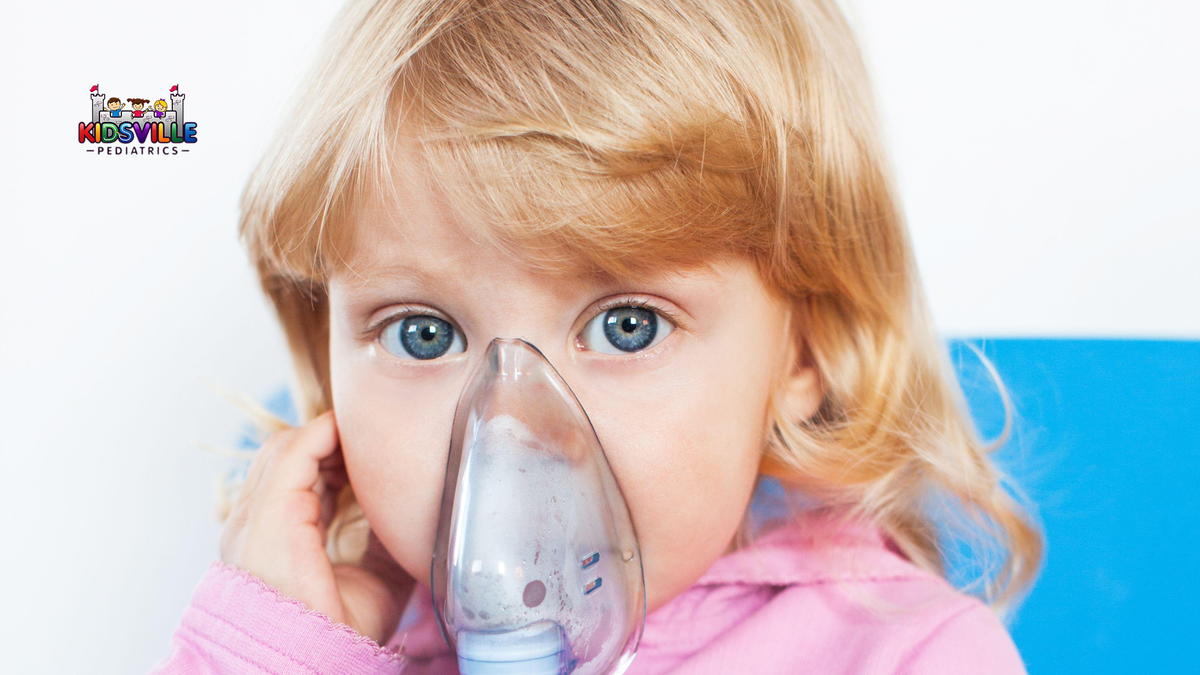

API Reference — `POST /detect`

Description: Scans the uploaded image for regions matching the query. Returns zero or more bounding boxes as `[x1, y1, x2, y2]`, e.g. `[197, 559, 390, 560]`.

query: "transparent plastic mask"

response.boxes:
[431, 337, 646, 675]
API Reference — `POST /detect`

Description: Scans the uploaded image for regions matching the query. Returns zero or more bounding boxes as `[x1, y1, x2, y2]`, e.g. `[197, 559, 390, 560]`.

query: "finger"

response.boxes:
[263, 410, 340, 494]
[314, 446, 349, 525]
[317, 439, 347, 479]
[234, 427, 292, 508]
[243, 419, 305, 496]
[318, 442, 345, 473]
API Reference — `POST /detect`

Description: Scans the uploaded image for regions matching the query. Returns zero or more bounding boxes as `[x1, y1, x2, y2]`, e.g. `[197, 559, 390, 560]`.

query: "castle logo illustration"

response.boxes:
[79, 83, 198, 155]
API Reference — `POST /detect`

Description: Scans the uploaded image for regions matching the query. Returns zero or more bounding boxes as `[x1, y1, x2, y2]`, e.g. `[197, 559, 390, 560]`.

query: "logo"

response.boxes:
[79, 83, 197, 155]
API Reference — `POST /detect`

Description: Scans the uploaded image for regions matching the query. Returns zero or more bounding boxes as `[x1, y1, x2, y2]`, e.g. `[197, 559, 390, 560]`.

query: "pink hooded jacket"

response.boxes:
[150, 510, 1026, 673]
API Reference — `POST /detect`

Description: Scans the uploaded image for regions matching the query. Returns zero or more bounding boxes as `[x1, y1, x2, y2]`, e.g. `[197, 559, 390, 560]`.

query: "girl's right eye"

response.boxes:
[378, 315, 467, 360]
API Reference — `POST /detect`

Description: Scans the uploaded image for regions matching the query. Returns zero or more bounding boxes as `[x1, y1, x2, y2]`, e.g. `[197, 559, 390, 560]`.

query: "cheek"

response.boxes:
[585, 357, 769, 611]
[331, 361, 460, 587]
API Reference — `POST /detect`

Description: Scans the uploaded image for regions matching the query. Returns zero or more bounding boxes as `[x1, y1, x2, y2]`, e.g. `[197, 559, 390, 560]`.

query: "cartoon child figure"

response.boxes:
[128, 98, 149, 118]
[106, 97, 123, 118]
[153, 99, 168, 118]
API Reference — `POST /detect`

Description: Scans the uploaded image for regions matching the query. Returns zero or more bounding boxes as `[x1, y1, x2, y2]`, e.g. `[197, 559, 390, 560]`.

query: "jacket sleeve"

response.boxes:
[899, 600, 1028, 675]
[148, 560, 409, 674]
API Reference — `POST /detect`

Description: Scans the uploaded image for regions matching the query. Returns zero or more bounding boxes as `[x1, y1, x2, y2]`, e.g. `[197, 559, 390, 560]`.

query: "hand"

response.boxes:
[219, 410, 416, 644]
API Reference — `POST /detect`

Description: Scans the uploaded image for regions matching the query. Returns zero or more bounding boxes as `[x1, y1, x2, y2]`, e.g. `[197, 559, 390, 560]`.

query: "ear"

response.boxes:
[776, 304, 824, 424]
[759, 307, 825, 481]
[780, 338, 824, 423]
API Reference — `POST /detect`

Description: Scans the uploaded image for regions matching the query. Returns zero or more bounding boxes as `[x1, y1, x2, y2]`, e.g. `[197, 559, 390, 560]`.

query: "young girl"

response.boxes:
[153, 0, 1042, 672]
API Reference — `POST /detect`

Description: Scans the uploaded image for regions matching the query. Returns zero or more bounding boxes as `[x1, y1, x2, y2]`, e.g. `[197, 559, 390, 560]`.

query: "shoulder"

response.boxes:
[750, 515, 1025, 672]
[679, 511, 1027, 673]
[895, 595, 1026, 674]
[763, 563, 1026, 674]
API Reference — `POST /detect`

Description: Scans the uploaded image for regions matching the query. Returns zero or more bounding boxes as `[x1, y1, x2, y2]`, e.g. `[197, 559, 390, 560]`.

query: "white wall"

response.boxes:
[845, 1, 1200, 338]
[1, 1, 1195, 672]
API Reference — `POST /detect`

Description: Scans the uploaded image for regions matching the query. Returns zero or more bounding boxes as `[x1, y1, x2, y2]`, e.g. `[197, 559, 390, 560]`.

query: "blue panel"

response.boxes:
[950, 339, 1200, 673]
[235, 386, 299, 450]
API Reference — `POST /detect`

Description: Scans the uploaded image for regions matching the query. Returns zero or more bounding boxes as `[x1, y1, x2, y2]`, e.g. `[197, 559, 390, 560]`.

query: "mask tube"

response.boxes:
[431, 337, 646, 674]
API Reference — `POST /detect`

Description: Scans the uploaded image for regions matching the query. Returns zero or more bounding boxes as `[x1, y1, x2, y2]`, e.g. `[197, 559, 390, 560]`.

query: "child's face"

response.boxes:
[326, 151, 820, 613]
[107, 101, 120, 110]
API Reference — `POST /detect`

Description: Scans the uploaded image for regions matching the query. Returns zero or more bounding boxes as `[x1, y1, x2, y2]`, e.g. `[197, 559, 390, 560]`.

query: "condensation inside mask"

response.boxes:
[431, 338, 645, 675]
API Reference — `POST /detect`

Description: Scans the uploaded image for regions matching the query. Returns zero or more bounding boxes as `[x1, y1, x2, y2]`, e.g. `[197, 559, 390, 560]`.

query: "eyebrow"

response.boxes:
[345, 255, 630, 289]
[340, 261, 441, 289]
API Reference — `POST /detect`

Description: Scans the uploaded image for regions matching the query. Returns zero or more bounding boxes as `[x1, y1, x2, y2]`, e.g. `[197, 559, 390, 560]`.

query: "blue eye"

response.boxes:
[379, 315, 466, 360]
[580, 305, 675, 355]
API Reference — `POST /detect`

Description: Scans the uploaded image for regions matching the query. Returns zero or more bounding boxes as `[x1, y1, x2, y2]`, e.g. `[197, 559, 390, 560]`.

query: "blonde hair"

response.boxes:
[228, 0, 1042, 618]
[154, 99, 168, 111]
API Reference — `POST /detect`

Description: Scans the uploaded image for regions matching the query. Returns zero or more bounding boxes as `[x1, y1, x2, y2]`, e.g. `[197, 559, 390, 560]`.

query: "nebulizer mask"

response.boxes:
[431, 337, 646, 674]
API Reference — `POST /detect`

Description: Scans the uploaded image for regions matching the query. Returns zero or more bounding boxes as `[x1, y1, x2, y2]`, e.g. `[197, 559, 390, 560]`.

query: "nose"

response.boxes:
[482, 335, 576, 386]
[487, 336, 556, 380]
[473, 337, 593, 458]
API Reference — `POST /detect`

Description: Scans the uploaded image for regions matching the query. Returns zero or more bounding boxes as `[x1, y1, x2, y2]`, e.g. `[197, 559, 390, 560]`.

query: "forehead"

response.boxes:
[332, 207, 616, 301]
[335, 152, 502, 278]
[327, 131, 746, 301]
[334, 135, 584, 282]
